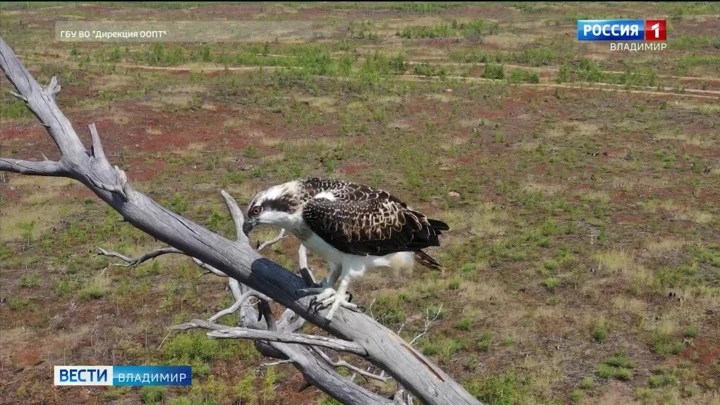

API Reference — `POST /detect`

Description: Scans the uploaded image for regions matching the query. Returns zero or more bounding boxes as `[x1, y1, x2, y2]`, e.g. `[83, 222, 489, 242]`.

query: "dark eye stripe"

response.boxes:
[264, 199, 291, 212]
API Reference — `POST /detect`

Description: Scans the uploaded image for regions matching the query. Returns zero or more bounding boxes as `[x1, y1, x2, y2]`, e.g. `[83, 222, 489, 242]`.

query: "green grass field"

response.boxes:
[1, 2, 720, 404]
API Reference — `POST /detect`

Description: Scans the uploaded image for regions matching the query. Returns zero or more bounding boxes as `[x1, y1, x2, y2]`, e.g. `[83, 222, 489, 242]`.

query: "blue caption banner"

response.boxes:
[54, 365, 192, 386]
[577, 20, 645, 41]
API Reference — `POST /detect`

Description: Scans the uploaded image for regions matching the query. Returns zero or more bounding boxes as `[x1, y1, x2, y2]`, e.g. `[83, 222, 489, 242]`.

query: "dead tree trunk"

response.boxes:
[0, 37, 481, 405]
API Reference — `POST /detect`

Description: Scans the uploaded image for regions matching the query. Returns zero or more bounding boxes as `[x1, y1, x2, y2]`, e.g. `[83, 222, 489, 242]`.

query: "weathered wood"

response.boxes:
[0, 37, 481, 405]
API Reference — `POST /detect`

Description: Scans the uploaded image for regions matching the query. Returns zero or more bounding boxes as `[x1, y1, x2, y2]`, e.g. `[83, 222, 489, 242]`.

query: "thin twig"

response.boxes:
[97, 247, 184, 267]
[260, 359, 293, 367]
[208, 290, 255, 322]
[156, 331, 173, 352]
[409, 304, 443, 346]
[257, 229, 288, 251]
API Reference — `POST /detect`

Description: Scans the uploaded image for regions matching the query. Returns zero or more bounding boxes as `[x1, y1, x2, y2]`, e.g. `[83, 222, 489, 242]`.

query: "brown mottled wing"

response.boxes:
[302, 194, 446, 257]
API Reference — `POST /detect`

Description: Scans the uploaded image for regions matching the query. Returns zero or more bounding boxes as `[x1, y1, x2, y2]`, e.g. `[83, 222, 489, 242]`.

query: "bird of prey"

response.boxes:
[243, 177, 449, 321]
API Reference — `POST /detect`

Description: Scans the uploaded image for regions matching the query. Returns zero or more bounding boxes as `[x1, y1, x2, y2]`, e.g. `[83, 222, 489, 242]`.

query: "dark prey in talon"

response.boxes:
[243, 177, 449, 321]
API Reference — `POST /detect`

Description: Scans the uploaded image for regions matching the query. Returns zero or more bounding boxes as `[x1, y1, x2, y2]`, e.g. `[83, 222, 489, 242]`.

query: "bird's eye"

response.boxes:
[251, 206, 262, 216]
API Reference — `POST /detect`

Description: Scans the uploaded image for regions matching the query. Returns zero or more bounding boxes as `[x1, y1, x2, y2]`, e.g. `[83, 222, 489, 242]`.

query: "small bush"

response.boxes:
[596, 353, 635, 381]
[592, 321, 609, 344]
[79, 286, 106, 301]
[477, 332, 492, 352]
[594, 363, 614, 379]
[508, 69, 540, 84]
[19, 273, 40, 288]
[422, 343, 440, 356]
[9, 297, 30, 310]
[543, 259, 559, 271]
[465, 370, 528, 405]
[653, 333, 685, 356]
[605, 354, 635, 369]
[615, 368, 633, 381]
[461, 263, 478, 273]
[580, 377, 594, 390]
[543, 277, 559, 291]
[140, 386, 165, 404]
[649, 373, 678, 388]
[483, 62, 505, 80]
[454, 319, 472, 331]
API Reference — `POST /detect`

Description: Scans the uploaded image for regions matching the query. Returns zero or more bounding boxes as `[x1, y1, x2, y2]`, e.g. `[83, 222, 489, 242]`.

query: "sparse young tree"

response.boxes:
[0, 37, 481, 405]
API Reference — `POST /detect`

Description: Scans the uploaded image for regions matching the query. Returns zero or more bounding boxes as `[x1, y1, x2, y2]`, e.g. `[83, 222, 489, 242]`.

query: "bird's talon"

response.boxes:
[312, 302, 328, 315]
[346, 292, 353, 303]
[307, 297, 318, 312]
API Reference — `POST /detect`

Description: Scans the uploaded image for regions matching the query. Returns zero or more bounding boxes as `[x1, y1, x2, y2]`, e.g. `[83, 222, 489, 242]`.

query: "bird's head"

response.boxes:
[243, 181, 304, 236]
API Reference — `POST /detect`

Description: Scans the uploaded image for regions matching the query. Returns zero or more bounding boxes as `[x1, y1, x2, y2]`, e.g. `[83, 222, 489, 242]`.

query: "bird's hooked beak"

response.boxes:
[242, 219, 257, 236]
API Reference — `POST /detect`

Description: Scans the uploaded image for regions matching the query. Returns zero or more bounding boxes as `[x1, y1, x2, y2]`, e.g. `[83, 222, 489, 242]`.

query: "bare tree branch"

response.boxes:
[394, 390, 414, 405]
[257, 228, 288, 251]
[97, 247, 183, 267]
[208, 289, 255, 322]
[260, 359, 293, 367]
[96, 227, 298, 325]
[10, 90, 27, 101]
[0, 158, 67, 176]
[313, 347, 392, 383]
[220, 189, 248, 245]
[277, 305, 305, 333]
[0, 37, 480, 405]
[95, 245, 269, 324]
[174, 319, 366, 355]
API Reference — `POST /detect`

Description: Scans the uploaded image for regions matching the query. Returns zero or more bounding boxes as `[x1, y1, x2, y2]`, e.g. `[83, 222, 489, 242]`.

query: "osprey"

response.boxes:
[243, 177, 450, 321]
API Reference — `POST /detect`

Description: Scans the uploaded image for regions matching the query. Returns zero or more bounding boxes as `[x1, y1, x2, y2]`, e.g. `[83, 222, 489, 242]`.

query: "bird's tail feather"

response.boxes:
[428, 218, 450, 232]
[414, 250, 444, 273]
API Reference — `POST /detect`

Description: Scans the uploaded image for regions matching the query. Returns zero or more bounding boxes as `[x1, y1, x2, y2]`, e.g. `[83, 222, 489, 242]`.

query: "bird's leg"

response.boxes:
[297, 263, 340, 297]
[321, 274, 358, 320]
[297, 264, 363, 318]
[327, 263, 342, 286]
